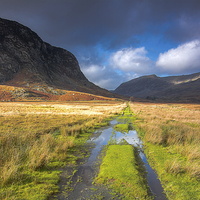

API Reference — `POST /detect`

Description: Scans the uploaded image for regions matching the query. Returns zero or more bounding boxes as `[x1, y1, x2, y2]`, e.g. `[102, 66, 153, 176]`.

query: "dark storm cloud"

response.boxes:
[0, 0, 200, 89]
[165, 15, 200, 43]
[1, 0, 200, 50]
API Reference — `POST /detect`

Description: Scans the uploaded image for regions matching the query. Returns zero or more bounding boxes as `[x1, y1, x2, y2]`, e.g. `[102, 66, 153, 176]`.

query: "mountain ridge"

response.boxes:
[114, 72, 200, 102]
[0, 17, 123, 101]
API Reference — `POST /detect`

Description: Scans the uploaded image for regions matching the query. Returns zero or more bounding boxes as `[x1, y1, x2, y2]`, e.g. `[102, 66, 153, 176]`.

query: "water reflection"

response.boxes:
[87, 119, 167, 200]
[88, 127, 113, 163]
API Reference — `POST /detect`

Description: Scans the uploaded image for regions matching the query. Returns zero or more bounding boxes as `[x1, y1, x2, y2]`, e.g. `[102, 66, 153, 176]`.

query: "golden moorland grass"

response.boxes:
[130, 102, 200, 199]
[0, 101, 126, 199]
[130, 103, 200, 166]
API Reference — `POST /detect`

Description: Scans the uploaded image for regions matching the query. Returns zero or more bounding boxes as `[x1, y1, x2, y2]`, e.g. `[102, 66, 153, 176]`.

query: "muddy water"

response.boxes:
[88, 118, 167, 200]
[57, 118, 167, 199]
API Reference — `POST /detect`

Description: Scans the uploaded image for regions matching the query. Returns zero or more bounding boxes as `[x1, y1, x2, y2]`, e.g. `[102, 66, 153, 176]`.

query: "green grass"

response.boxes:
[96, 104, 152, 199]
[1, 170, 61, 200]
[130, 102, 200, 200]
[144, 142, 200, 200]
[114, 123, 130, 133]
[0, 129, 92, 200]
[114, 104, 136, 133]
[0, 112, 120, 200]
[96, 145, 152, 200]
[135, 121, 200, 199]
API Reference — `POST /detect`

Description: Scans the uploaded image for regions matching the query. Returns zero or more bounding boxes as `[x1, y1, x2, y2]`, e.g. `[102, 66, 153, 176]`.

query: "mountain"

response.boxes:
[114, 72, 200, 103]
[0, 17, 122, 101]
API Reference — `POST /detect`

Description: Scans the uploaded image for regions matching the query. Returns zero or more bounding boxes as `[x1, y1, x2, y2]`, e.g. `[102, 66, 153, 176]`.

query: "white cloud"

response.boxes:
[156, 40, 200, 74]
[124, 73, 139, 81]
[80, 48, 156, 90]
[109, 47, 153, 73]
[93, 78, 114, 89]
[81, 64, 105, 80]
[81, 64, 122, 90]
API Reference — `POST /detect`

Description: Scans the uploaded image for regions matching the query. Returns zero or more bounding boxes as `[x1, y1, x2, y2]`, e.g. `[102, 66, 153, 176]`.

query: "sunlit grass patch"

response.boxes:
[114, 104, 135, 133]
[0, 101, 126, 199]
[0, 170, 61, 200]
[144, 143, 200, 200]
[114, 123, 131, 133]
[96, 145, 152, 200]
[130, 102, 200, 199]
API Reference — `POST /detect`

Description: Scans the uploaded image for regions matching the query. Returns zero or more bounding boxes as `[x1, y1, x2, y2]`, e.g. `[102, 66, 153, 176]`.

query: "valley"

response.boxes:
[0, 101, 199, 200]
[0, 16, 199, 200]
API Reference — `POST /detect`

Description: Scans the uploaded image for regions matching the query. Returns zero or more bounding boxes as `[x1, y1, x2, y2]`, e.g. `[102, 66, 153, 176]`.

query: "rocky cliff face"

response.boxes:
[0, 17, 116, 98]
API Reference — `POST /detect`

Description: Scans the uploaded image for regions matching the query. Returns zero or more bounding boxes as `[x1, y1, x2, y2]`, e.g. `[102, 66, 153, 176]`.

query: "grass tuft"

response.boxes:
[96, 145, 152, 200]
[130, 102, 200, 199]
[0, 101, 126, 199]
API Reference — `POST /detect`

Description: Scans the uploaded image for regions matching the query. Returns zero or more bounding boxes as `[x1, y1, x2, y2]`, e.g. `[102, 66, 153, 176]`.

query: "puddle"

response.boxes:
[88, 119, 167, 200]
[60, 118, 167, 200]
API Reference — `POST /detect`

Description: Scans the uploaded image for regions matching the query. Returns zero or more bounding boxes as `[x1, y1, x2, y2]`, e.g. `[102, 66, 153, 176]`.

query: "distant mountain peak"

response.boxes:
[114, 72, 200, 103]
[145, 74, 157, 78]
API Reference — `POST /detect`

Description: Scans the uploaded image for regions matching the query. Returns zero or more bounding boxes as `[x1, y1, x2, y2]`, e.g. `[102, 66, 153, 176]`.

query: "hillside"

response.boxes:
[0, 17, 123, 101]
[114, 72, 200, 103]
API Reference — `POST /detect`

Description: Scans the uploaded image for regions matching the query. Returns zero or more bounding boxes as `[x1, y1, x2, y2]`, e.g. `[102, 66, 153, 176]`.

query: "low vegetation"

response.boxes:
[2, 101, 199, 199]
[0, 101, 126, 200]
[0, 85, 120, 102]
[130, 102, 200, 199]
[96, 145, 152, 200]
[96, 105, 152, 200]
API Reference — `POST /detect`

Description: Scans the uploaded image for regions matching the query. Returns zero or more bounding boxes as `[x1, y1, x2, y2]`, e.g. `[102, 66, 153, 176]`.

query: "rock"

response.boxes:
[0, 17, 117, 99]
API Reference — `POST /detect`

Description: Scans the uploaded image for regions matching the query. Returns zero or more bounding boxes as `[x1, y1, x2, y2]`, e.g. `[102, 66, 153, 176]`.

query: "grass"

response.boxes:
[96, 104, 152, 199]
[144, 143, 200, 200]
[130, 102, 200, 199]
[114, 104, 136, 133]
[95, 145, 152, 200]
[0, 101, 126, 200]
